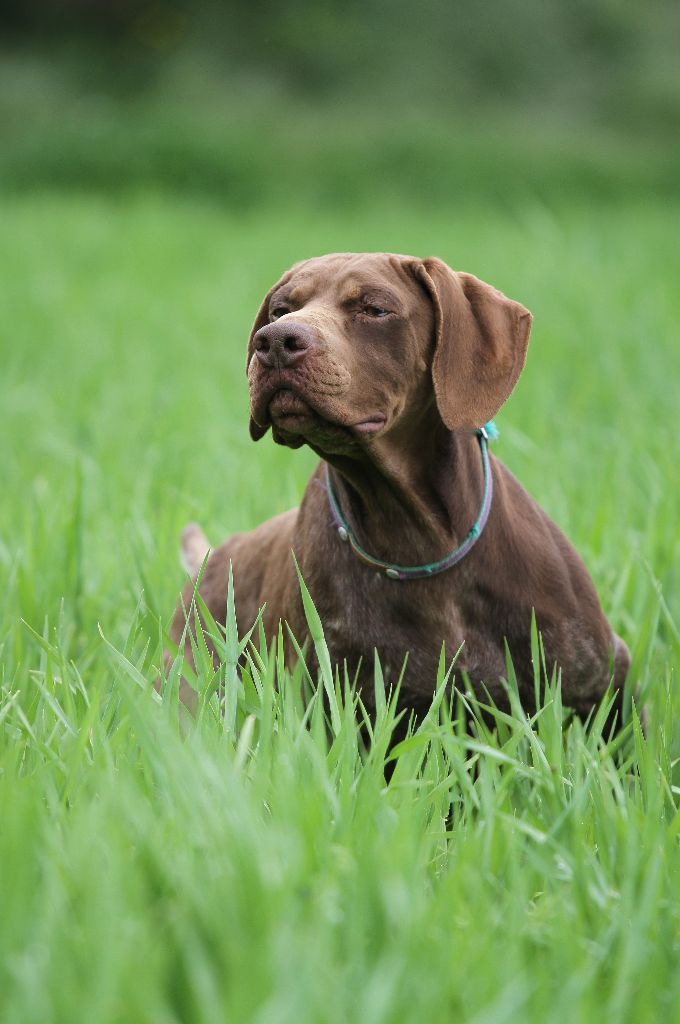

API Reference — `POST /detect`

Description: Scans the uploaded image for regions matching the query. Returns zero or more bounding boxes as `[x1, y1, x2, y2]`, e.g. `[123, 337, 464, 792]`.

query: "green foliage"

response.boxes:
[4, 2, 680, 130]
[1, 191, 679, 1021]
[1, 47, 679, 206]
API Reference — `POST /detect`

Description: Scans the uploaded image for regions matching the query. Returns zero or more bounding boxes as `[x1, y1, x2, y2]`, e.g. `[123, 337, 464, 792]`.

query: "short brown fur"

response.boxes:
[167, 253, 630, 722]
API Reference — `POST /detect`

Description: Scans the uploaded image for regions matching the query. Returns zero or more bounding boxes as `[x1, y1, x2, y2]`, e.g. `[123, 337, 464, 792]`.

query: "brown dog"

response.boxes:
[168, 253, 630, 722]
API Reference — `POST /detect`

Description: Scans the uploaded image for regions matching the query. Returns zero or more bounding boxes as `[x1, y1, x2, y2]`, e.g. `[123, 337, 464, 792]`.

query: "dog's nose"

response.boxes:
[253, 320, 315, 369]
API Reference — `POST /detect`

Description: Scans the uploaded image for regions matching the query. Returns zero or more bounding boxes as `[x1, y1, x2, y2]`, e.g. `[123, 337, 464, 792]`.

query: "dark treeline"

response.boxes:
[2, 0, 679, 130]
[1, 1, 678, 204]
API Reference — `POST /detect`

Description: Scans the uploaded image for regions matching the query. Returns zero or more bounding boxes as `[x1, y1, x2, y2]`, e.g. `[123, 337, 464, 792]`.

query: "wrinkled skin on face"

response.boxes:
[247, 253, 437, 457]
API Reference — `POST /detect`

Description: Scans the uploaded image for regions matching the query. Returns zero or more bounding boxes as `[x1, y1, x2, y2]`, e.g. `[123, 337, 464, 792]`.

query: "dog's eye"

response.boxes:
[270, 306, 289, 320]
[363, 305, 390, 318]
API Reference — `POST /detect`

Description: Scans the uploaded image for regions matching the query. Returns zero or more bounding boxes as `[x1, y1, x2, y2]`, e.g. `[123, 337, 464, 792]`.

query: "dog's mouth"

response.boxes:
[268, 389, 315, 426]
[352, 415, 387, 436]
[260, 387, 387, 441]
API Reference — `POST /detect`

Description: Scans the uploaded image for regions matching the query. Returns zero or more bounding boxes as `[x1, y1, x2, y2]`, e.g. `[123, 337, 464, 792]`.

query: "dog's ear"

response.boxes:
[246, 265, 302, 442]
[413, 257, 532, 431]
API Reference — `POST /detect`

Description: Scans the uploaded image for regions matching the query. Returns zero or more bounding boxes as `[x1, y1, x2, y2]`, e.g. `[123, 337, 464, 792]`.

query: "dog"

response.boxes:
[167, 253, 630, 724]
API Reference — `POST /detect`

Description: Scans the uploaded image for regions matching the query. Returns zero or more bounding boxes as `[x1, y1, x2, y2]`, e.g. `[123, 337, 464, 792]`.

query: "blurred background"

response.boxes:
[2, 0, 679, 206]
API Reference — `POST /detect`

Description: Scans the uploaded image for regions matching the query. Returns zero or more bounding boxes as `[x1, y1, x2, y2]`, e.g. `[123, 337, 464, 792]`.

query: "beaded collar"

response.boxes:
[325, 423, 496, 581]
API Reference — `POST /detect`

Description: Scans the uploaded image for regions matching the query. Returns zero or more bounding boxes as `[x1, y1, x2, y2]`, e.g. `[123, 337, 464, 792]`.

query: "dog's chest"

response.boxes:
[292, 482, 511, 704]
[303, 555, 501, 700]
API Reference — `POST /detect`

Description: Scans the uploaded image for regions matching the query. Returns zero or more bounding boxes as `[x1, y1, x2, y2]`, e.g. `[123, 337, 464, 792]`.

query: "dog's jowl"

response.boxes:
[167, 253, 630, 723]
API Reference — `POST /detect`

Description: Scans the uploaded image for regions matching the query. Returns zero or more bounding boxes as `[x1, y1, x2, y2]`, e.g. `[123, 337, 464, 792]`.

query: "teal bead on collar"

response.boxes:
[325, 421, 498, 581]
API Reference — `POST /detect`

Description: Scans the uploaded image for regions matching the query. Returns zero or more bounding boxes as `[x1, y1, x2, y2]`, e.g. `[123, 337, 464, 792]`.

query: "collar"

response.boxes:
[325, 423, 495, 581]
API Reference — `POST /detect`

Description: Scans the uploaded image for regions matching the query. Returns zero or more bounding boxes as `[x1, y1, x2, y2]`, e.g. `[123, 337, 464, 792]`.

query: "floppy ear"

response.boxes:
[246, 264, 301, 442]
[414, 257, 532, 431]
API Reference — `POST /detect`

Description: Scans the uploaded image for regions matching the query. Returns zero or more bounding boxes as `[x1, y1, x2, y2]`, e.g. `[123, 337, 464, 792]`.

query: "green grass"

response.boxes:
[1, 191, 679, 1023]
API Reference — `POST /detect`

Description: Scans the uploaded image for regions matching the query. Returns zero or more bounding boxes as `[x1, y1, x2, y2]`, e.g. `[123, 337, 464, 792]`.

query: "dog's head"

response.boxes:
[246, 253, 532, 454]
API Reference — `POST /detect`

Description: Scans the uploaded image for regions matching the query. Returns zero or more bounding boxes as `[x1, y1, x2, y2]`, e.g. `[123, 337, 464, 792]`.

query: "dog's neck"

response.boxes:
[321, 415, 487, 566]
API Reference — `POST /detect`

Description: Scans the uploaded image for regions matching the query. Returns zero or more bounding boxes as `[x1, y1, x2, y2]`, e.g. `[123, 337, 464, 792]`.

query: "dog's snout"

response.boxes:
[254, 320, 315, 369]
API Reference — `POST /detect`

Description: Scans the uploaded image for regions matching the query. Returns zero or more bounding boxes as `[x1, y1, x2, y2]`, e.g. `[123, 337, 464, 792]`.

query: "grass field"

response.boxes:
[1, 191, 680, 1022]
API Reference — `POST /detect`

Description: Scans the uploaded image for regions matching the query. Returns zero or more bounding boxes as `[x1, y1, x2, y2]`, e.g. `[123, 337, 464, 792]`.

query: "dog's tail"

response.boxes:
[180, 522, 211, 577]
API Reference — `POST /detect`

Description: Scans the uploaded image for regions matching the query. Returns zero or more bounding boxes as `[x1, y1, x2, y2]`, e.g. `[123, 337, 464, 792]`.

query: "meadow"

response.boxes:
[1, 188, 680, 1022]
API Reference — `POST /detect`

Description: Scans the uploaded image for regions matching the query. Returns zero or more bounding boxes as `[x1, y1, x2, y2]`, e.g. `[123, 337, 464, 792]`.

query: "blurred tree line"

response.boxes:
[3, 0, 679, 129]
[1, 0, 678, 203]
